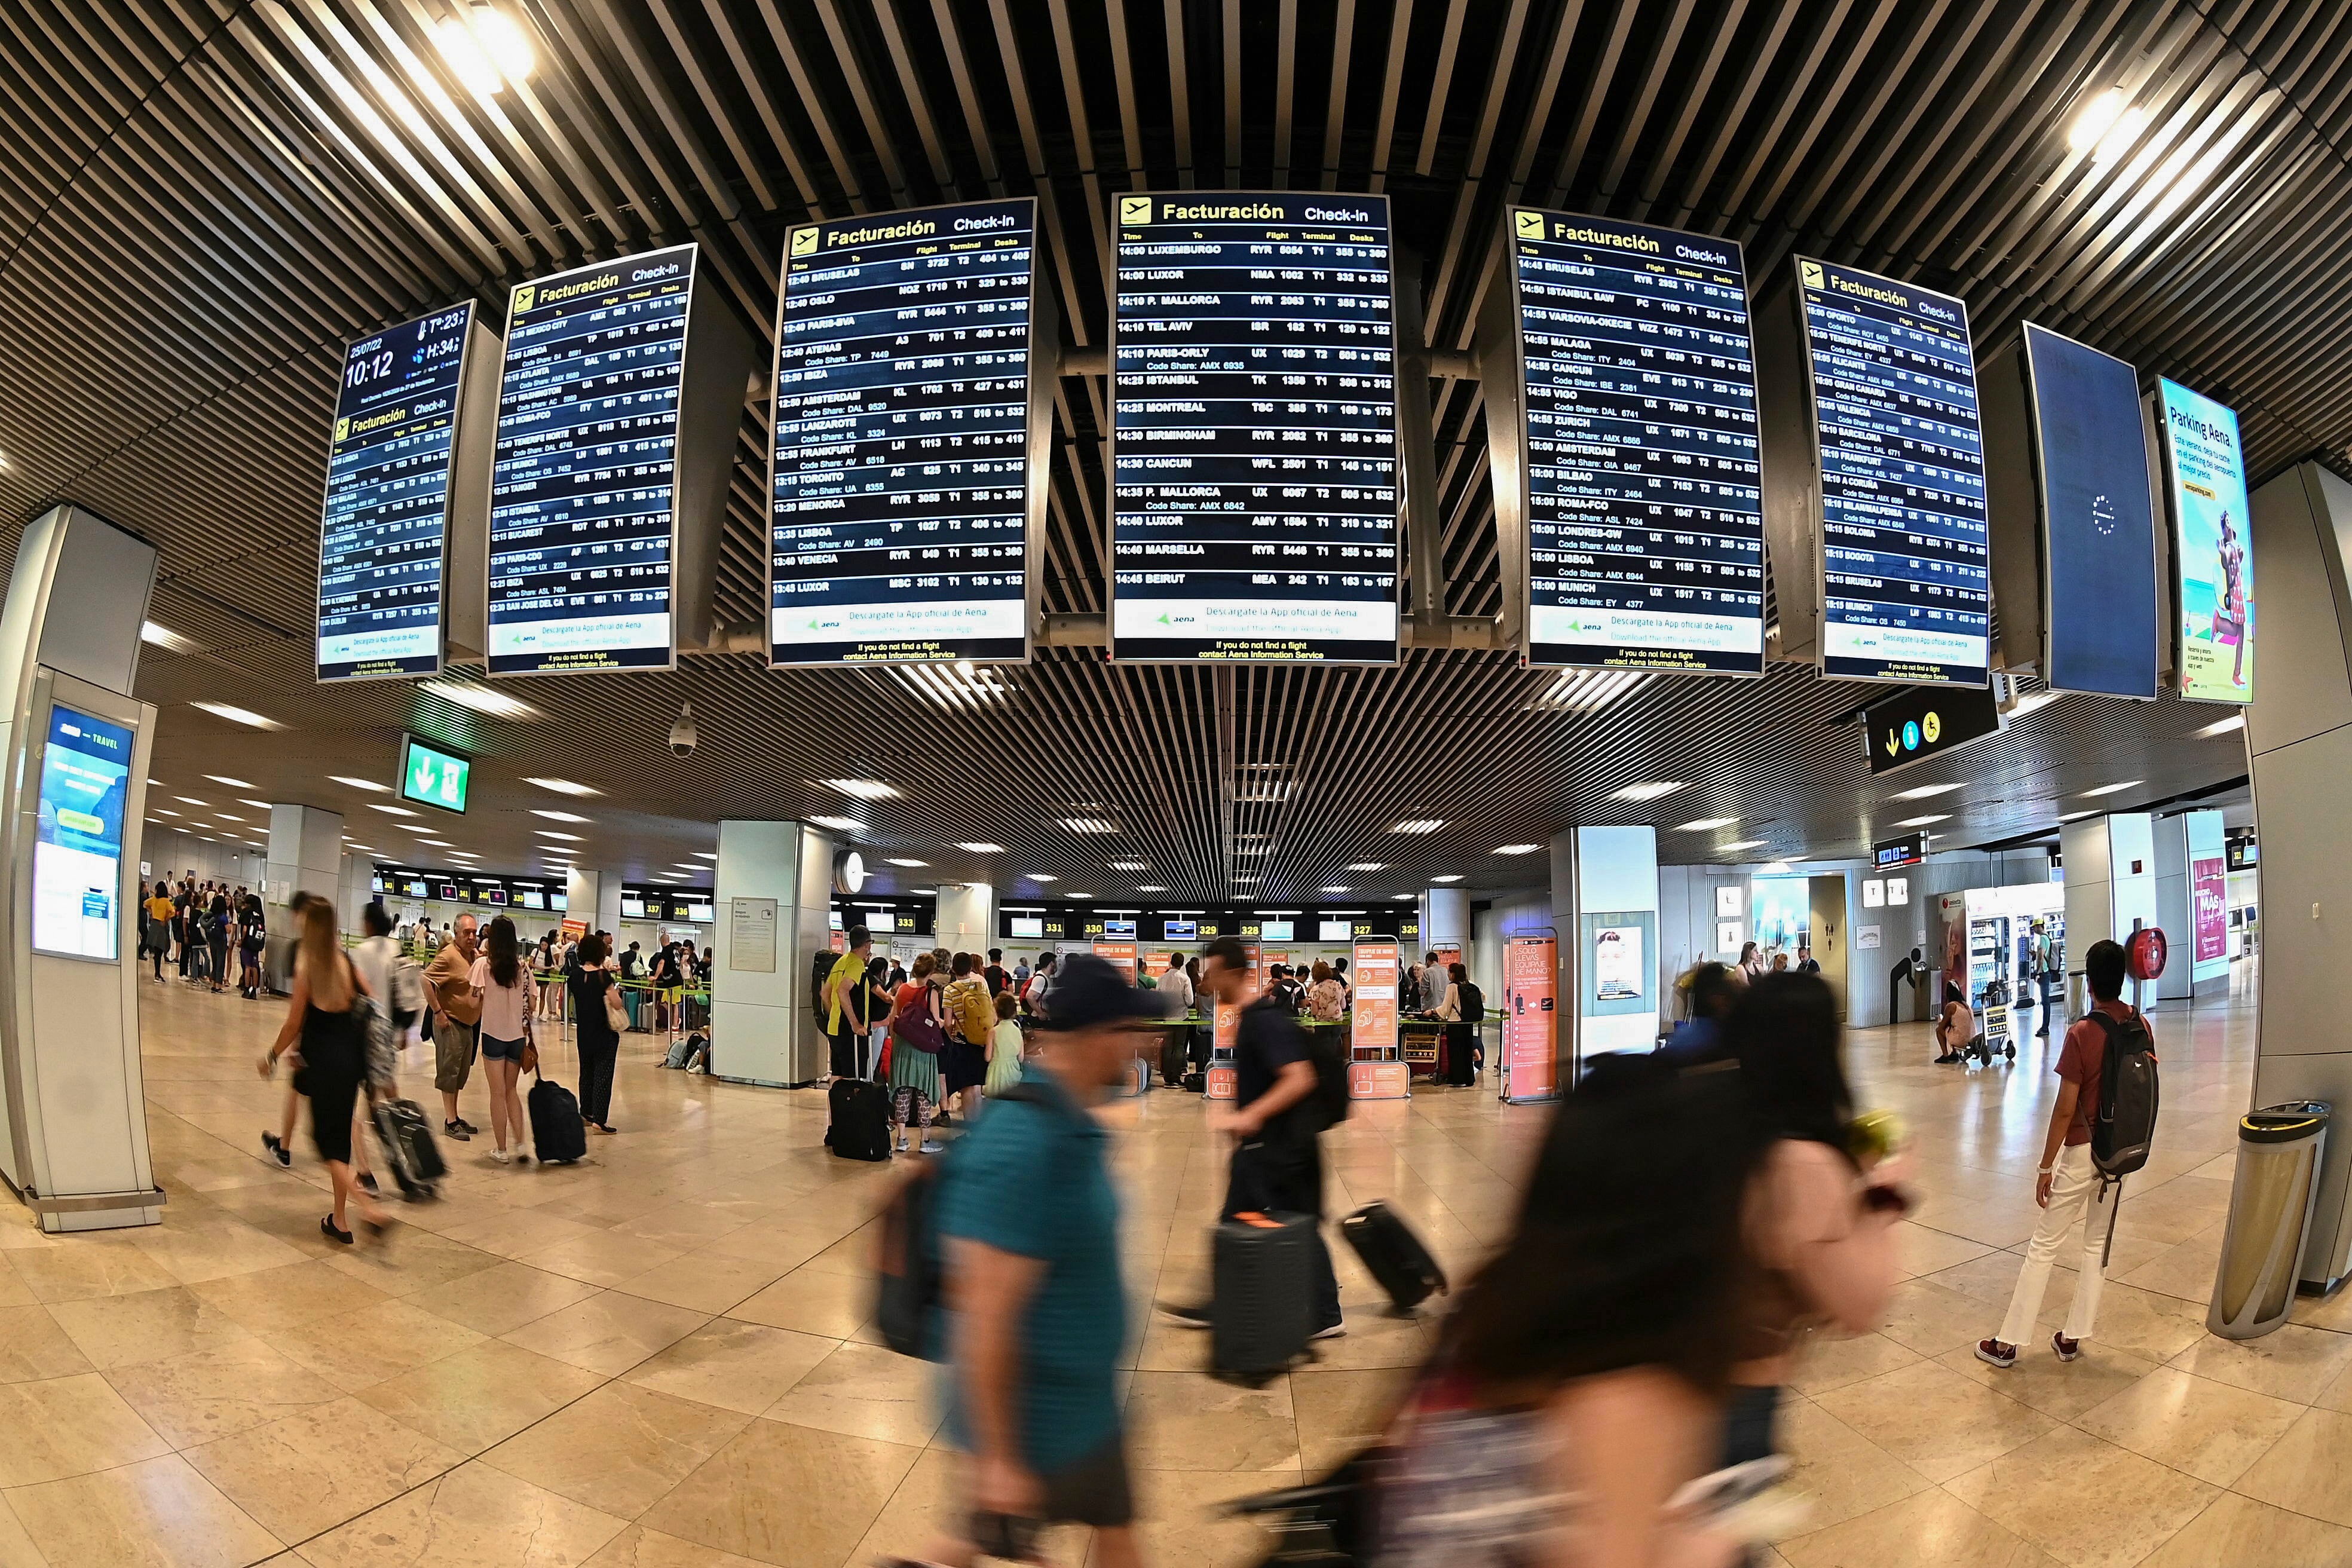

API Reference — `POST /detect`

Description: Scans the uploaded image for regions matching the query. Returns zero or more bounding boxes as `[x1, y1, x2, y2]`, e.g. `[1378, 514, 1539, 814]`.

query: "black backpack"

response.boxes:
[2087, 1008, 2158, 1178]
[1297, 1023, 1352, 1133]
[874, 1082, 1051, 1359]
[810, 951, 838, 1028]
[1457, 981, 1486, 1025]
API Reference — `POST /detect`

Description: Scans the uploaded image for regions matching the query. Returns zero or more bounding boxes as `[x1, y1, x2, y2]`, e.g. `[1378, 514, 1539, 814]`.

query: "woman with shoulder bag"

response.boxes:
[569, 932, 625, 1135]
[259, 900, 393, 1245]
[885, 953, 947, 1154]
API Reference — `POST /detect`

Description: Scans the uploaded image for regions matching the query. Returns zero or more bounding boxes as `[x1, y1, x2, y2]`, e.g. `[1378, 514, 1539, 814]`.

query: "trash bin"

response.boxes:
[2208, 1101, 2331, 1339]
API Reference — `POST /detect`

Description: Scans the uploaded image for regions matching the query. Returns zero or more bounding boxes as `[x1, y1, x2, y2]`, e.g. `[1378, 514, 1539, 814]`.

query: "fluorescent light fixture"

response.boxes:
[368, 803, 419, 817]
[1066, 892, 1094, 899]
[467, 6, 534, 79]
[1430, 874, 1464, 884]
[1108, 859, 1147, 871]
[1610, 781, 1686, 801]
[1389, 819, 1444, 835]
[885, 858, 927, 868]
[329, 775, 390, 794]
[204, 775, 252, 788]
[140, 621, 201, 654]
[1025, 873, 1058, 883]
[416, 838, 451, 848]
[826, 779, 901, 800]
[1232, 873, 1258, 883]
[1720, 838, 1767, 851]
[1891, 781, 1967, 801]
[213, 813, 244, 823]
[191, 702, 284, 730]
[2068, 87, 2145, 164]
[421, 679, 543, 721]
[2059, 809, 2096, 822]
[810, 814, 863, 834]
[2081, 780, 2142, 798]
[174, 797, 208, 807]
[530, 809, 590, 823]
[238, 799, 272, 810]
[1760, 861, 1794, 875]
[1060, 817, 1118, 834]
[1137, 884, 1168, 893]
[1395, 893, 1414, 901]
[434, 13, 501, 93]
[2196, 713, 2246, 737]
[1493, 844, 1540, 856]
[155, 808, 179, 817]
[1346, 862, 1387, 872]
[525, 777, 600, 797]
[1321, 885, 1350, 893]
[1674, 817, 1740, 832]
[957, 842, 1007, 855]
[691, 852, 717, 861]
[1893, 814, 1951, 828]
[535, 829, 584, 841]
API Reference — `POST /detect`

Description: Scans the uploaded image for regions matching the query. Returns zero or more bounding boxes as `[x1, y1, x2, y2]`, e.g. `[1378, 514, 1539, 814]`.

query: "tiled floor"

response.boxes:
[0, 967, 2338, 1566]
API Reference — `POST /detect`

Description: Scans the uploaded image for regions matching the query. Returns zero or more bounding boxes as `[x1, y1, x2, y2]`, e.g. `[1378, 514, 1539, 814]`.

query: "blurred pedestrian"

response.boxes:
[259, 899, 391, 1245]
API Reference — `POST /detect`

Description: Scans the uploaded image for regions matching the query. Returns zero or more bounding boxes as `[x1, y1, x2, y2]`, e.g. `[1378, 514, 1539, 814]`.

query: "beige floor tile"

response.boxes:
[1786, 1330, 1922, 1395]
[47, 1285, 258, 1370]
[2075, 1366, 2303, 1486]
[274, 1298, 488, 1392]
[2, 1454, 281, 1568]
[0, 1303, 94, 1382]
[0, 1497, 42, 1568]
[406, 1260, 604, 1337]
[1293, 1290, 1434, 1370]
[1892, 1221, 1995, 1278]
[1124, 1371, 1300, 1471]
[764, 1339, 943, 1447]
[611, 1247, 790, 1316]
[1925, 1251, 2036, 1308]
[2231, 1405, 2352, 1528]
[1777, 1487, 2057, 1567]
[2321, 1359, 2352, 1414]
[484, 1382, 752, 1519]
[1125, 1466, 1309, 1568]
[503, 1293, 710, 1377]
[0, 1269, 36, 1310]
[586, 1523, 769, 1566]
[102, 1336, 344, 1449]
[1878, 1277, 2007, 1358]
[2170, 1321, 2352, 1402]
[1812, 1361, 2056, 1483]
[1288, 1365, 1412, 1475]
[128, 1218, 307, 1287]
[296, 1459, 629, 1567]
[2115, 1231, 2225, 1304]
[2043, 1281, 2207, 1364]
[181, 1394, 461, 1542]
[1774, 1395, 1936, 1539]
[2137, 1492, 2352, 1568]
[356, 1337, 605, 1455]
[6, 1240, 180, 1303]
[723, 1267, 869, 1339]
[519, 1230, 687, 1291]
[638, 1417, 920, 1566]
[316, 1223, 506, 1295]
[0, 1373, 173, 1486]
[1946, 1426, 2216, 1568]
[622, 1320, 838, 1417]
[1933, 1340, 2158, 1422]
[186, 1258, 393, 1337]
[437, 1209, 613, 1263]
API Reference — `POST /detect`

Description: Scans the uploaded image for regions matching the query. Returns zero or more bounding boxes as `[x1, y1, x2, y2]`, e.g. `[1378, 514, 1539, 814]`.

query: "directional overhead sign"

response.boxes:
[397, 734, 471, 814]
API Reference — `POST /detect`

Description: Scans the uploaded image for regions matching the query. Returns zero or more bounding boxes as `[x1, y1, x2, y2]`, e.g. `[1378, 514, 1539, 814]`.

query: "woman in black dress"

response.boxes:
[206, 892, 231, 994]
[260, 899, 391, 1243]
[568, 933, 622, 1134]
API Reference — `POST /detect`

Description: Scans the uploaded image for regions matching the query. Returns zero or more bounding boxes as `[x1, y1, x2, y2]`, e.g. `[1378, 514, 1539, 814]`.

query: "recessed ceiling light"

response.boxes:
[1060, 817, 1117, 834]
[885, 858, 928, 868]
[1394, 893, 1414, 901]
[1675, 817, 1740, 832]
[809, 815, 863, 834]
[155, 808, 179, 817]
[1321, 885, 1350, 893]
[690, 852, 716, 860]
[191, 702, 284, 730]
[1611, 781, 1686, 801]
[1390, 819, 1444, 835]
[524, 777, 600, 797]
[535, 829, 584, 841]
[417, 839, 451, 848]
[1720, 838, 1766, 851]
[2196, 713, 2246, 737]
[1891, 781, 1968, 801]
[174, 797, 208, 807]
[1431, 874, 1464, 883]
[329, 775, 391, 793]
[2081, 780, 2142, 798]
[1025, 873, 1058, 883]
[2058, 809, 2096, 822]
[139, 621, 201, 654]
[1108, 859, 1147, 871]
[1233, 874, 1258, 883]
[238, 798, 272, 810]
[421, 679, 543, 721]
[1137, 884, 1168, 893]
[957, 842, 1007, 855]
[826, 779, 901, 800]
[1760, 861, 1794, 875]
[368, 803, 419, 817]
[1893, 814, 1950, 828]
[213, 813, 244, 823]
[1493, 844, 1539, 856]
[1345, 862, 1387, 872]
[203, 775, 252, 788]
[2068, 87, 2144, 164]
[530, 809, 590, 823]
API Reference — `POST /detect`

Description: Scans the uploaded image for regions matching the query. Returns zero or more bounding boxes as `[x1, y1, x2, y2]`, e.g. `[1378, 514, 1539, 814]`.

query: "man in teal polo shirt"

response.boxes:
[930, 954, 1163, 1568]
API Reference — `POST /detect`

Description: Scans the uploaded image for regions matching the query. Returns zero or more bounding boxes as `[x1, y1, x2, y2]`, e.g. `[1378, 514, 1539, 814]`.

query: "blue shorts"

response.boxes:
[480, 1034, 526, 1062]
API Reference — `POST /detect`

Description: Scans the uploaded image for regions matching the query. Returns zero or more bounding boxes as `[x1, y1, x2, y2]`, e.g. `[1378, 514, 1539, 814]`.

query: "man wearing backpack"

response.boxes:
[1160, 935, 1345, 1342]
[1977, 939, 2154, 1370]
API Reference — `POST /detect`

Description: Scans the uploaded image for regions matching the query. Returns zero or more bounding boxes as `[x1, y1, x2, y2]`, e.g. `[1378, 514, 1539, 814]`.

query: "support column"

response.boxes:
[1551, 825, 1661, 1077]
[710, 821, 837, 1088]
[562, 866, 623, 935]
[2154, 809, 2231, 1004]
[935, 883, 995, 955]
[1417, 887, 1469, 968]
[2058, 813, 2157, 1015]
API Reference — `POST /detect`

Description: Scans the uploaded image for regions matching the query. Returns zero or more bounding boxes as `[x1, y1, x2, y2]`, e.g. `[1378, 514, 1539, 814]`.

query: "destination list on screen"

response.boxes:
[488, 245, 697, 675]
[1508, 209, 1763, 673]
[1797, 257, 1987, 685]
[1111, 192, 1399, 662]
[771, 198, 1034, 664]
[316, 304, 476, 681]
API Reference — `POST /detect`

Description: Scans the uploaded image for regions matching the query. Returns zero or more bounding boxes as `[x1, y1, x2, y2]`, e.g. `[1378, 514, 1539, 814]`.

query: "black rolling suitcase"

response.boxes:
[826, 1078, 892, 1161]
[528, 1077, 587, 1164]
[1183, 1070, 1206, 1093]
[1212, 1210, 1315, 1381]
[1341, 1201, 1447, 1312]
[371, 1098, 446, 1199]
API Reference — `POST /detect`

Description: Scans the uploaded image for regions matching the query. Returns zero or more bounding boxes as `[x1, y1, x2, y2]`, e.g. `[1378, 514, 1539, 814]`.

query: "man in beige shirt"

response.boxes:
[424, 913, 482, 1140]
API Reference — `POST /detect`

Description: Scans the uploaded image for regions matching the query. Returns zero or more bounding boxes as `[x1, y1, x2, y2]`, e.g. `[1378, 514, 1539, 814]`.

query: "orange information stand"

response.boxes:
[1347, 938, 1407, 1099]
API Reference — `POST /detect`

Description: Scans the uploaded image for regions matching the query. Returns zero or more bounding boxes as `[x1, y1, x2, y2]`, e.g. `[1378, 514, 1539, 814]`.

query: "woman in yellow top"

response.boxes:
[144, 882, 176, 983]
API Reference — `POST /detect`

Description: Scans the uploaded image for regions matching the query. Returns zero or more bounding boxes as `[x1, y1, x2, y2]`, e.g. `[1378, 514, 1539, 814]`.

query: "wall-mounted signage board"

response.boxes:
[2154, 378, 2253, 705]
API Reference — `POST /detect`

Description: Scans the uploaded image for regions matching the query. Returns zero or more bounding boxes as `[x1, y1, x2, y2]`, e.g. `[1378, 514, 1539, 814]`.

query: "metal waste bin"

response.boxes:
[2208, 1102, 2331, 1339]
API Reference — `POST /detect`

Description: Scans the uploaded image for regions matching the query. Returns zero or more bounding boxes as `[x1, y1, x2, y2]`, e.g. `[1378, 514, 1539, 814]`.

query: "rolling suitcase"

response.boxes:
[371, 1098, 446, 1199]
[1212, 1210, 1315, 1381]
[1340, 1201, 1447, 1312]
[1160, 1035, 1189, 1088]
[527, 1077, 587, 1164]
[1183, 1070, 1206, 1093]
[826, 1079, 892, 1161]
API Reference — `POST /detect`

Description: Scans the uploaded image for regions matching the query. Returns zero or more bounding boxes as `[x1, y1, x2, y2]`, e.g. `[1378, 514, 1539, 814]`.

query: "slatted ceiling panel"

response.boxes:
[0, 0, 2305, 899]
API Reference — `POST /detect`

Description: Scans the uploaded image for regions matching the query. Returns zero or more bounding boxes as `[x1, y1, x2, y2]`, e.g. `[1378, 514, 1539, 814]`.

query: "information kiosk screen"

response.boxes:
[33, 705, 131, 961]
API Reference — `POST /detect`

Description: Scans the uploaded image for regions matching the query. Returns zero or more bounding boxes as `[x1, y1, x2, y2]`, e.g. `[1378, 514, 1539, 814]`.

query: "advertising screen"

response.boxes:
[489, 246, 697, 674]
[317, 304, 478, 680]
[2157, 378, 2253, 703]
[2019, 324, 2158, 699]
[32, 705, 131, 960]
[1111, 192, 1399, 662]
[771, 199, 1037, 664]
[1796, 258, 1987, 684]
[397, 734, 470, 814]
[1506, 209, 1763, 672]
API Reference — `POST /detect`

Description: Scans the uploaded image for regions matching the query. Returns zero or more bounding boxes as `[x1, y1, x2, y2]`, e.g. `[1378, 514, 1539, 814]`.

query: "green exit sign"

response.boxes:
[397, 734, 470, 814]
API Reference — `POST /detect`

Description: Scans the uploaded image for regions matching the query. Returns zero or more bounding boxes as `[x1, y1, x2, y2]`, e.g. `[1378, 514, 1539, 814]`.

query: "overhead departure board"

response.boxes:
[316, 304, 482, 681]
[1504, 209, 1763, 673]
[770, 198, 1045, 664]
[488, 245, 697, 675]
[1796, 258, 1987, 685]
[1111, 192, 1399, 662]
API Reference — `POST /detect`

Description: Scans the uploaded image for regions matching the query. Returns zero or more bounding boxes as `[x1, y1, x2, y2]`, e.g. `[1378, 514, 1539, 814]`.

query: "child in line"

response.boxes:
[983, 990, 1025, 1105]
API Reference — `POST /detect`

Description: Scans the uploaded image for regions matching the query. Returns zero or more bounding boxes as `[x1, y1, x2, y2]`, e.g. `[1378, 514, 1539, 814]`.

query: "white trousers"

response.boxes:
[1997, 1142, 2115, 1346]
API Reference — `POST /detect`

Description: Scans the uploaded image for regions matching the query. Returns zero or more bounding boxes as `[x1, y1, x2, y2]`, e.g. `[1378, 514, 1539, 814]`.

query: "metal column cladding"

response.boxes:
[1501, 208, 1765, 675]
[1109, 192, 1401, 663]
[768, 199, 1047, 666]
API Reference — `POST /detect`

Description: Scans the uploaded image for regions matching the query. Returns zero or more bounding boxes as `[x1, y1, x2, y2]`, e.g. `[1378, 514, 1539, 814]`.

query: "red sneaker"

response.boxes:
[2051, 1331, 2082, 1362]
[1974, 1337, 2017, 1370]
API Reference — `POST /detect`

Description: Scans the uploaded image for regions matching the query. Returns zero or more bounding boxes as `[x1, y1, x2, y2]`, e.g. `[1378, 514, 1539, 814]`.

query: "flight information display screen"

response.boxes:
[317, 304, 477, 681]
[771, 199, 1036, 664]
[1111, 192, 1399, 662]
[1797, 258, 1987, 685]
[1506, 209, 1763, 673]
[488, 245, 697, 675]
